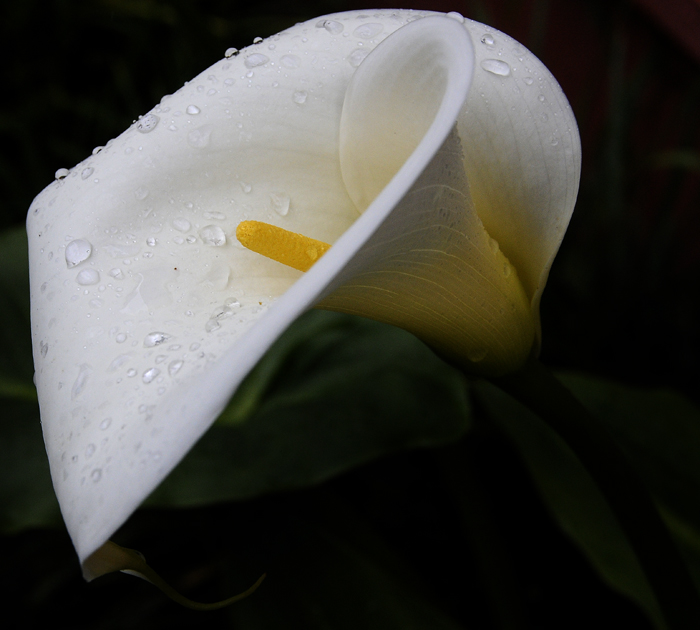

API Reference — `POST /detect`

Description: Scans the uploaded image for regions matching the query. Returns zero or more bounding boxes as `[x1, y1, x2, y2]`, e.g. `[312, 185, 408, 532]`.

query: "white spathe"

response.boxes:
[27, 10, 580, 565]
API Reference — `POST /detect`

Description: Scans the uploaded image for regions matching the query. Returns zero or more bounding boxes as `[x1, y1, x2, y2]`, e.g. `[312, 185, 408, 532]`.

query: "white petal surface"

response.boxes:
[456, 19, 581, 341]
[27, 9, 579, 565]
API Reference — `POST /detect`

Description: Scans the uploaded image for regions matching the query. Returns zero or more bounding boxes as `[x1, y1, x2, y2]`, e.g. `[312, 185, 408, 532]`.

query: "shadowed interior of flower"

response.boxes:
[26, 9, 580, 576]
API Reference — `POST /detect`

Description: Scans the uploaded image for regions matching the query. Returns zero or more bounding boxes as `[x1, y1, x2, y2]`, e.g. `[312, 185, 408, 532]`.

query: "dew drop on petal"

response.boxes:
[168, 359, 184, 376]
[136, 114, 160, 133]
[224, 47, 238, 58]
[81, 167, 94, 180]
[186, 104, 201, 115]
[71, 363, 92, 399]
[523, 77, 534, 86]
[280, 54, 301, 68]
[270, 192, 290, 215]
[200, 225, 226, 246]
[353, 23, 383, 39]
[253, 36, 263, 44]
[292, 90, 307, 104]
[481, 59, 511, 77]
[187, 125, 213, 148]
[172, 218, 191, 232]
[348, 49, 369, 67]
[144, 332, 171, 348]
[100, 417, 112, 430]
[316, 19, 344, 34]
[244, 53, 269, 68]
[205, 319, 221, 332]
[109, 268, 123, 279]
[76, 269, 100, 285]
[480, 34, 495, 46]
[446, 11, 465, 23]
[65, 239, 92, 267]
[55, 168, 70, 180]
[91, 468, 102, 482]
[85, 443, 96, 458]
[142, 367, 160, 384]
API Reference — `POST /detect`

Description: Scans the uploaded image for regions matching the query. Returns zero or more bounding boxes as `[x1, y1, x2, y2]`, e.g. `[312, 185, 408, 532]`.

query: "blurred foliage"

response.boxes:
[1, 0, 700, 628]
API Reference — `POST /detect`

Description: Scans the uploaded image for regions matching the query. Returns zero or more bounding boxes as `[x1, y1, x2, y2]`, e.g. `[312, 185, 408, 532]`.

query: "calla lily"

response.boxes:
[27, 9, 580, 569]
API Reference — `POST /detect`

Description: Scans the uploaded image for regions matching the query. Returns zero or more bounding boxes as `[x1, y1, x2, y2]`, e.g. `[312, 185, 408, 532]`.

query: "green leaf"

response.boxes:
[475, 372, 700, 629]
[0, 227, 59, 532]
[0, 227, 35, 392]
[147, 310, 471, 507]
[473, 376, 664, 628]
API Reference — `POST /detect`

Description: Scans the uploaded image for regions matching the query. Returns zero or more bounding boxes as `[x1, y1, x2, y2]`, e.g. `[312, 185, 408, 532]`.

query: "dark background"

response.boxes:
[1, 0, 698, 628]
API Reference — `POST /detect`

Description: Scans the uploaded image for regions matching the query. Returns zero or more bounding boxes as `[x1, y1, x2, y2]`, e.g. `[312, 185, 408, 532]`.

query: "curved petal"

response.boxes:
[27, 9, 579, 566]
[456, 18, 581, 343]
[321, 17, 534, 374]
[27, 10, 470, 564]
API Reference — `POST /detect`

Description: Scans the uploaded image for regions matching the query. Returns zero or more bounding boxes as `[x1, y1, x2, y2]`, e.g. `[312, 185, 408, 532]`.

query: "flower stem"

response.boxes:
[494, 357, 700, 630]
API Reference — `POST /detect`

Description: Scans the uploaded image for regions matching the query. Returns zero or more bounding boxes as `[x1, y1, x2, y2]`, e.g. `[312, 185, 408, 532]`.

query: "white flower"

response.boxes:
[27, 9, 580, 567]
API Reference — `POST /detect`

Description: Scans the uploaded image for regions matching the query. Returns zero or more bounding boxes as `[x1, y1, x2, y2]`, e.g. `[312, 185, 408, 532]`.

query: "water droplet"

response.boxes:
[172, 218, 191, 232]
[224, 47, 238, 58]
[55, 168, 70, 180]
[270, 192, 291, 215]
[244, 53, 269, 68]
[488, 237, 500, 254]
[65, 239, 92, 267]
[503, 262, 511, 278]
[100, 417, 112, 430]
[187, 125, 213, 148]
[136, 114, 160, 133]
[551, 136, 559, 146]
[127, 368, 137, 377]
[109, 268, 123, 279]
[85, 443, 96, 458]
[205, 319, 221, 332]
[480, 34, 495, 46]
[115, 333, 127, 344]
[76, 269, 100, 285]
[71, 363, 92, 399]
[189, 342, 201, 351]
[200, 225, 226, 246]
[203, 211, 226, 221]
[107, 354, 131, 372]
[40, 341, 49, 358]
[91, 468, 102, 482]
[481, 59, 511, 77]
[446, 11, 465, 23]
[292, 90, 308, 104]
[186, 104, 201, 115]
[146, 237, 157, 247]
[81, 167, 94, 180]
[134, 186, 149, 200]
[523, 77, 534, 86]
[92, 146, 104, 155]
[316, 19, 344, 34]
[353, 23, 383, 39]
[253, 36, 263, 44]
[538, 94, 546, 102]
[142, 367, 160, 384]
[212, 305, 234, 320]
[468, 348, 489, 363]
[224, 297, 241, 307]
[155, 355, 167, 364]
[348, 49, 369, 67]
[280, 54, 301, 69]
[168, 359, 184, 376]
[144, 332, 170, 348]
[240, 182, 252, 193]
